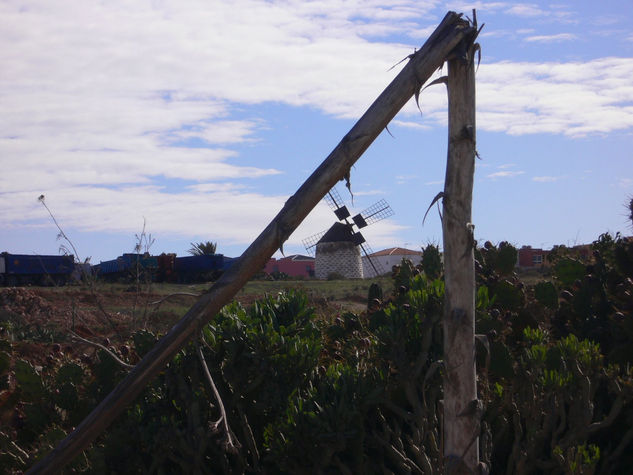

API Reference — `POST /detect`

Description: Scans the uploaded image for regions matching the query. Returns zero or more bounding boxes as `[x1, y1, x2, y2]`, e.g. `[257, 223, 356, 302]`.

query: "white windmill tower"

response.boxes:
[302, 188, 394, 279]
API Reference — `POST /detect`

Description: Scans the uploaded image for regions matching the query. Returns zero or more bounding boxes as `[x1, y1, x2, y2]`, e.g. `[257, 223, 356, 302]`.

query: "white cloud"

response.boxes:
[395, 174, 420, 185]
[11, 186, 348, 252]
[504, 3, 574, 22]
[392, 120, 432, 130]
[1, 0, 426, 199]
[533, 176, 559, 182]
[358, 219, 411, 249]
[487, 170, 525, 179]
[1, 0, 633, 248]
[480, 30, 511, 39]
[168, 120, 262, 145]
[352, 189, 386, 197]
[506, 4, 545, 17]
[525, 33, 577, 42]
[446, 2, 508, 14]
[394, 57, 633, 137]
[618, 178, 633, 188]
[592, 15, 621, 27]
[476, 58, 633, 136]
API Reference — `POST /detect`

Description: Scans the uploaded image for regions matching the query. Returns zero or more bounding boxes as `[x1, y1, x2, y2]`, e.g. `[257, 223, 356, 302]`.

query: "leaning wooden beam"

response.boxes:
[441, 26, 479, 474]
[27, 11, 474, 473]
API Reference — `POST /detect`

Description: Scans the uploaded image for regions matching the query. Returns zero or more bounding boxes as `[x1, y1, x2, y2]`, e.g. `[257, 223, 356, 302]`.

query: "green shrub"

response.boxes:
[6, 229, 633, 474]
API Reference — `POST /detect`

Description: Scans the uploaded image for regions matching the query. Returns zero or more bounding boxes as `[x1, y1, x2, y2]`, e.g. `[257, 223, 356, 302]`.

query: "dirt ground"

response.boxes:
[0, 283, 367, 367]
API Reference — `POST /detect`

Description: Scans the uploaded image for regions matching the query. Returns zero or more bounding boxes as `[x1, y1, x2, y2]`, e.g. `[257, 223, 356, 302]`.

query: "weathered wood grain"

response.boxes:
[441, 32, 479, 474]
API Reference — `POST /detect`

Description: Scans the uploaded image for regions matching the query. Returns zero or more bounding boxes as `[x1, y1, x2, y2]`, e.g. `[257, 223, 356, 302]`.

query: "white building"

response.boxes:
[362, 247, 422, 277]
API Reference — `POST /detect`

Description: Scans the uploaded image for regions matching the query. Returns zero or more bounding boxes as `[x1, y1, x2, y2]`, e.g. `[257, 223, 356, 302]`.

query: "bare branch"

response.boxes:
[69, 331, 134, 370]
[149, 293, 202, 306]
[196, 337, 240, 453]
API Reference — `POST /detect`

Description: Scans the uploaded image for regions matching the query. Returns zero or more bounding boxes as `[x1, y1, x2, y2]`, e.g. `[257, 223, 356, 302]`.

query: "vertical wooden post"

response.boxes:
[442, 41, 478, 472]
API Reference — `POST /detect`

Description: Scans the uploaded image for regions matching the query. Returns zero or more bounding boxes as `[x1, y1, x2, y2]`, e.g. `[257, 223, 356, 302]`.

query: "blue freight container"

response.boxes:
[96, 253, 158, 277]
[174, 254, 224, 282]
[2, 253, 74, 275]
[96, 258, 124, 275]
[175, 254, 224, 272]
[222, 256, 236, 271]
[0, 252, 75, 285]
[118, 253, 158, 270]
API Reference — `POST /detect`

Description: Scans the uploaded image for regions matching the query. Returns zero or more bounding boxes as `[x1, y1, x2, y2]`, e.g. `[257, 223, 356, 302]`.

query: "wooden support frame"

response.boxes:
[441, 26, 480, 474]
[27, 11, 476, 474]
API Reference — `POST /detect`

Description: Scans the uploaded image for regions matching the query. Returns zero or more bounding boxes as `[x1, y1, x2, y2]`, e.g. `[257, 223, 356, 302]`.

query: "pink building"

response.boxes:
[264, 255, 315, 278]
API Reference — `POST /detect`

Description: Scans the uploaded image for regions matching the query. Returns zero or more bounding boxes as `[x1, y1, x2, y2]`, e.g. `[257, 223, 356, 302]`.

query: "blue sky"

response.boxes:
[1, 1, 632, 263]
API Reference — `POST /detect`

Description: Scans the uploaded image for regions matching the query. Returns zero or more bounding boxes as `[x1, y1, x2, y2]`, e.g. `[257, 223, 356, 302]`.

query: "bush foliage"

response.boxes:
[1, 233, 633, 473]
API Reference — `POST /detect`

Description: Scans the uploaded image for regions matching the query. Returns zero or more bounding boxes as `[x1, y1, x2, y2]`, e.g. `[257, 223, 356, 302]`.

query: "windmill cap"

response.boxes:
[317, 222, 356, 244]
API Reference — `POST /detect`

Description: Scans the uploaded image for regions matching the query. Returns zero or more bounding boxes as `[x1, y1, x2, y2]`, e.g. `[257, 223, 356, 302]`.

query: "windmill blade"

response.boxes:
[354, 199, 394, 228]
[324, 187, 344, 211]
[302, 230, 327, 256]
[334, 205, 351, 221]
[359, 242, 386, 277]
[351, 231, 366, 246]
[324, 188, 353, 222]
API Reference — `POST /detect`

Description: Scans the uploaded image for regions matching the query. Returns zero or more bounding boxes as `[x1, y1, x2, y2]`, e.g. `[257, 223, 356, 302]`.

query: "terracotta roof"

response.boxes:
[369, 247, 421, 257]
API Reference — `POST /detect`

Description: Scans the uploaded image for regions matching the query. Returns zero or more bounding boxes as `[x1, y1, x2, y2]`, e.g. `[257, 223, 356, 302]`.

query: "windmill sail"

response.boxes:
[359, 242, 384, 276]
[304, 187, 394, 277]
[302, 230, 326, 256]
[353, 199, 394, 228]
[324, 187, 346, 211]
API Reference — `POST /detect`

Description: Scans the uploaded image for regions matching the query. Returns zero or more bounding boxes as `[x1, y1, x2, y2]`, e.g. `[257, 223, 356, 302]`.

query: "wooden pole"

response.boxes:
[441, 32, 479, 473]
[27, 12, 475, 474]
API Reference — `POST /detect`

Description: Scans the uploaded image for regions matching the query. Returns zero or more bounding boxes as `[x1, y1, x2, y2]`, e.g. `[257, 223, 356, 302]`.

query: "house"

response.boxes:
[362, 247, 423, 276]
[264, 254, 315, 278]
[518, 241, 602, 269]
[517, 246, 550, 268]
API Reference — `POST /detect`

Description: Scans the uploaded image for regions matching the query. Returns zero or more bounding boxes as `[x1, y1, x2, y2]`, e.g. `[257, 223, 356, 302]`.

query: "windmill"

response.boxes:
[302, 187, 394, 278]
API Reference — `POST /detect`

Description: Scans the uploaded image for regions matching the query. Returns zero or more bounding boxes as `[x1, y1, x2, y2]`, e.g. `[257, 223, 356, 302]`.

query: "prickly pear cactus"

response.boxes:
[367, 282, 383, 312]
[421, 243, 443, 279]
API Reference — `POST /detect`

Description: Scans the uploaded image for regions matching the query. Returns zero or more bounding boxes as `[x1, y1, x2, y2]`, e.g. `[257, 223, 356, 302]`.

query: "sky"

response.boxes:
[1, 0, 632, 264]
